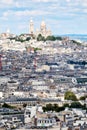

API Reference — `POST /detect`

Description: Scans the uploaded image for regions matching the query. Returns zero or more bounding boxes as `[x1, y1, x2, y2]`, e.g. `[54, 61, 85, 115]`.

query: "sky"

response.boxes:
[0, 0, 87, 35]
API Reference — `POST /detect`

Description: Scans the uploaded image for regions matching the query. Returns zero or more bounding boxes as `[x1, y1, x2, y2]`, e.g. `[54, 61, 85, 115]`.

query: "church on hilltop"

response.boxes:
[29, 19, 52, 38]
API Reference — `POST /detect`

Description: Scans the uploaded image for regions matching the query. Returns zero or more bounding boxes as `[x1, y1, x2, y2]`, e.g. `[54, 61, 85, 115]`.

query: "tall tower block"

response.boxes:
[29, 19, 34, 34]
[0, 55, 2, 71]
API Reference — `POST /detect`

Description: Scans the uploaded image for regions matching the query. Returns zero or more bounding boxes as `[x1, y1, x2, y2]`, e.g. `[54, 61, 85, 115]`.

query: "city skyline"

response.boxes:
[0, 0, 87, 35]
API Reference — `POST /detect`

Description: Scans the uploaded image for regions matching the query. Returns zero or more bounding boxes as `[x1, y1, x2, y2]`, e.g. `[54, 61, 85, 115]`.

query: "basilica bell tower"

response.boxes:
[29, 19, 34, 34]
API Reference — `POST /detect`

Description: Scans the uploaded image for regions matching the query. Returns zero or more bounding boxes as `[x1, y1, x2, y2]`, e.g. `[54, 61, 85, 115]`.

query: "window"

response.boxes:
[47, 120, 49, 123]
[50, 120, 52, 123]
[45, 120, 47, 123]
[39, 120, 41, 123]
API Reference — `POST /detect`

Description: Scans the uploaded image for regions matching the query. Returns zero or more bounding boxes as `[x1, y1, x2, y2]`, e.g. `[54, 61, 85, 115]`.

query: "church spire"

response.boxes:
[29, 18, 34, 34]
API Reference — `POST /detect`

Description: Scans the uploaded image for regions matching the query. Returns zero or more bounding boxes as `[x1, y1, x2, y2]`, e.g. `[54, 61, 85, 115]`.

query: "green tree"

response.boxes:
[64, 91, 78, 101]
[37, 34, 45, 41]
[42, 103, 53, 112]
[53, 104, 58, 111]
[43, 106, 47, 112]
[23, 103, 27, 108]
[58, 106, 65, 112]
[63, 103, 69, 108]
[26, 37, 31, 41]
[34, 47, 42, 52]
[2, 103, 15, 109]
[56, 36, 62, 40]
[70, 101, 82, 108]
[46, 103, 53, 111]
[46, 35, 62, 41]
[46, 35, 56, 41]
[80, 95, 87, 100]
[42, 103, 65, 112]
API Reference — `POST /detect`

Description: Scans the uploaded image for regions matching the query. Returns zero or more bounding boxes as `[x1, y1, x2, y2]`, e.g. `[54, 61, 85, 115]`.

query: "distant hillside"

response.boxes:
[59, 34, 87, 42]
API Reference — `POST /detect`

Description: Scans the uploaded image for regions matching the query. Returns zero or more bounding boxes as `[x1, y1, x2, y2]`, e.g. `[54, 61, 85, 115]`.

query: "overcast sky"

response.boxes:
[0, 0, 87, 35]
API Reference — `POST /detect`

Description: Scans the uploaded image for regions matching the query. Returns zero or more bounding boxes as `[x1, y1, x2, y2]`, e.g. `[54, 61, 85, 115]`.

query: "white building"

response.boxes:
[24, 106, 37, 124]
[0, 92, 3, 99]
[29, 19, 34, 34]
[37, 117, 56, 127]
[29, 19, 52, 38]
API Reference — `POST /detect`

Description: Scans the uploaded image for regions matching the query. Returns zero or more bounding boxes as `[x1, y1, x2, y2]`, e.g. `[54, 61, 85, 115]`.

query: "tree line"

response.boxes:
[37, 34, 63, 41]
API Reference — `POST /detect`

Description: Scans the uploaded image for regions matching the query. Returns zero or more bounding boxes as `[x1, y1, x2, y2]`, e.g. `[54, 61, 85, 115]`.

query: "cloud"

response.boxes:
[83, 9, 87, 13]
[0, 0, 87, 34]
[82, 0, 87, 7]
[66, 0, 71, 2]
[0, 0, 20, 8]
[0, 0, 14, 4]
[0, 0, 27, 8]
[18, 23, 28, 30]
[32, 0, 57, 2]
[66, 0, 87, 7]
[0, 16, 8, 21]
[2, 9, 51, 18]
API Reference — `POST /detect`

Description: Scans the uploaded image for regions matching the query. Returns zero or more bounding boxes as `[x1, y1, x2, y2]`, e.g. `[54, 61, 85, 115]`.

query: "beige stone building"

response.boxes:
[29, 19, 34, 34]
[29, 19, 52, 38]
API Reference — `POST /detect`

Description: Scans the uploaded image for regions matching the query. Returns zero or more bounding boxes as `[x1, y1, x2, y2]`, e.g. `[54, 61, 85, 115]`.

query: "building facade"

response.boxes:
[29, 19, 34, 34]
[29, 19, 52, 38]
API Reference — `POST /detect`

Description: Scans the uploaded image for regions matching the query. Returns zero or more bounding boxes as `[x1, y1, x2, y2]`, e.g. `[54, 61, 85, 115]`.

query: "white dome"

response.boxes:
[41, 21, 46, 26]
